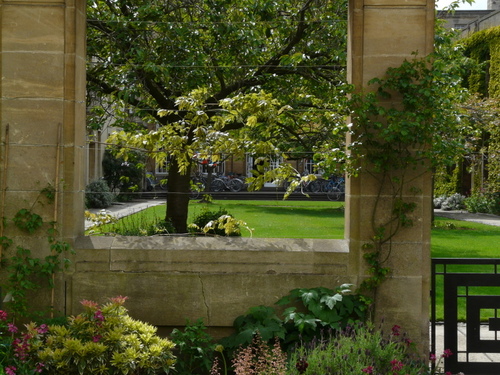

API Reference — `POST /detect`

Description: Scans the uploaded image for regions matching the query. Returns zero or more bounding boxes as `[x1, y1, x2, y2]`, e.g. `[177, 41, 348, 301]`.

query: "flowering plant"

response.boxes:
[1, 296, 176, 375]
[0, 309, 45, 375]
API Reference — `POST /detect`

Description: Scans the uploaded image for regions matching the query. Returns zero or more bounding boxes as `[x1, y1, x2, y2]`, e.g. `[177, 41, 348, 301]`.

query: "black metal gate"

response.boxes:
[431, 258, 500, 375]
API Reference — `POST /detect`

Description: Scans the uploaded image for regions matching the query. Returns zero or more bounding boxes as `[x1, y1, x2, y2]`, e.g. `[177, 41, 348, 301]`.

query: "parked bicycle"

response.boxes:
[211, 175, 246, 192]
[324, 176, 345, 201]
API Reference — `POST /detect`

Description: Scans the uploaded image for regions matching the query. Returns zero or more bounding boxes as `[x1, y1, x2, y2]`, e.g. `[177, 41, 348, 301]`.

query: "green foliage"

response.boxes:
[287, 323, 434, 375]
[433, 162, 461, 197]
[102, 150, 145, 201]
[36, 297, 176, 374]
[464, 192, 500, 215]
[170, 319, 215, 375]
[12, 209, 43, 234]
[85, 179, 114, 209]
[188, 207, 246, 236]
[2, 191, 73, 319]
[86, 208, 175, 236]
[462, 26, 500, 97]
[220, 285, 370, 353]
[88, 0, 350, 231]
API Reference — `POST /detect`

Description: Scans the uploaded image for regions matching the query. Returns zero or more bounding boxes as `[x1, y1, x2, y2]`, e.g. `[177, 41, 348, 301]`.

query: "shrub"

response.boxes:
[85, 179, 114, 208]
[36, 296, 176, 374]
[102, 150, 145, 201]
[464, 192, 500, 215]
[287, 323, 439, 375]
[220, 285, 371, 353]
[170, 319, 216, 375]
[189, 207, 246, 236]
[433, 195, 447, 209]
[440, 193, 466, 211]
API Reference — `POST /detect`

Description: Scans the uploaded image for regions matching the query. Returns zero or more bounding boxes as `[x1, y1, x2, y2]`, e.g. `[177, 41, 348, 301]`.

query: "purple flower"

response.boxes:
[0, 310, 7, 321]
[362, 366, 374, 374]
[92, 335, 102, 342]
[5, 366, 17, 375]
[7, 323, 18, 333]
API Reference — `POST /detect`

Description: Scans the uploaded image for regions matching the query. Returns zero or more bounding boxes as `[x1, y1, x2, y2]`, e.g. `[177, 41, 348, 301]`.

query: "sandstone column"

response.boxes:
[0, 0, 86, 310]
[346, 0, 434, 352]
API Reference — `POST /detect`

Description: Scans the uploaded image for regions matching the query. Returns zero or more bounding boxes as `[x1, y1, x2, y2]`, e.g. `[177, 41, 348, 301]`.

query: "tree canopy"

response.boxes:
[87, 0, 351, 232]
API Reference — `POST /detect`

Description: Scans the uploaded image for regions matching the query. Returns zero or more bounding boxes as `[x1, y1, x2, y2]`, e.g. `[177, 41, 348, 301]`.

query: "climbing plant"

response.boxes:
[0, 186, 73, 320]
[314, 23, 470, 294]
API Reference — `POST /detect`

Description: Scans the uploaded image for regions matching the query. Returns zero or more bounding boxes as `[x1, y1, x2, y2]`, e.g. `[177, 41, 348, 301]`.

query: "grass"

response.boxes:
[189, 199, 345, 238]
[91, 199, 500, 320]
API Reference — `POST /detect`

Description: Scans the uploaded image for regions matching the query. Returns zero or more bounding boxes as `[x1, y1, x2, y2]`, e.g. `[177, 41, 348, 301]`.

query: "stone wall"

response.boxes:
[1, 0, 434, 352]
[67, 237, 350, 336]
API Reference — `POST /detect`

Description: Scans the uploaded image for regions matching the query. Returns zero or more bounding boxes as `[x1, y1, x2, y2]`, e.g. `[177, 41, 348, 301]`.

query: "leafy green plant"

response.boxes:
[277, 285, 371, 346]
[2, 187, 74, 319]
[287, 323, 451, 375]
[220, 285, 370, 353]
[188, 207, 249, 236]
[464, 192, 500, 215]
[170, 319, 216, 375]
[37, 296, 176, 374]
[85, 179, 115, 209]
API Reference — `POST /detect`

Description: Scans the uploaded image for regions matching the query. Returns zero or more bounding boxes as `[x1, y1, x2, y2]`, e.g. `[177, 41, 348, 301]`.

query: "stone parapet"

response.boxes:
[66, 237, 352, 328]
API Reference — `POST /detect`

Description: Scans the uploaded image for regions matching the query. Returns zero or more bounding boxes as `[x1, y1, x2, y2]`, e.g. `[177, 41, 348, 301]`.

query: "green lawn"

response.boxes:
[188, 200, 345, 238]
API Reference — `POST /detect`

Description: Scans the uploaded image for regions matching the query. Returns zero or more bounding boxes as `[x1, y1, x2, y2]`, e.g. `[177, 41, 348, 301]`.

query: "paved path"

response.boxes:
[434, 209, 500, 227]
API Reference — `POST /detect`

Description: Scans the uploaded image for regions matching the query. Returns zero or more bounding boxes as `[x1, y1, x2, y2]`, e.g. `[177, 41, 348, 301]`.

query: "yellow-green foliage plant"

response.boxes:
[37, 296, 176, 374]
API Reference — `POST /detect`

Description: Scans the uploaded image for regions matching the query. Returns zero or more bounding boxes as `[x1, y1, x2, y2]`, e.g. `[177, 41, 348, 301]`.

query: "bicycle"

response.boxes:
[325, 176, 345, 201]
[212, 175, 245, 192]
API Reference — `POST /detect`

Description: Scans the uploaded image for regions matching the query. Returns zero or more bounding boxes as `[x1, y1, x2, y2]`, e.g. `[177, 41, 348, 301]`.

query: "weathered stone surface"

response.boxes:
[0, 0, 433, 355]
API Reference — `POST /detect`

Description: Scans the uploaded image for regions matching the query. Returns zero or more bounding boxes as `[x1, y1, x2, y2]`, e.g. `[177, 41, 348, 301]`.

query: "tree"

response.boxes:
[87, 0, 350, 232]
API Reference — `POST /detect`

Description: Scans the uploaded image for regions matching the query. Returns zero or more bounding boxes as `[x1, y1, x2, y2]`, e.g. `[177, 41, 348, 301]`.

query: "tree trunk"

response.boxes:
[166, 158, 191, 233]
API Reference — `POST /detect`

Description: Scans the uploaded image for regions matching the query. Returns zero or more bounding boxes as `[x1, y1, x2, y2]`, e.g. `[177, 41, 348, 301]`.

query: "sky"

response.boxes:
[436, 0, 488, 10]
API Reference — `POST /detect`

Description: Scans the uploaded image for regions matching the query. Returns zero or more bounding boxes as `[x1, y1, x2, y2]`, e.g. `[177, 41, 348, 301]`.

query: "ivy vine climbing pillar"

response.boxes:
[346, 0, 435, 353]
[0, 0, 86, 311]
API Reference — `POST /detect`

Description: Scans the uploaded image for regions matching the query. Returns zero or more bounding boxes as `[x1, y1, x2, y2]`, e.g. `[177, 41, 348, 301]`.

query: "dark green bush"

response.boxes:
[85, 179, 114, 208]
[170, 319, 216, 375]
[102, 150, 145, 201]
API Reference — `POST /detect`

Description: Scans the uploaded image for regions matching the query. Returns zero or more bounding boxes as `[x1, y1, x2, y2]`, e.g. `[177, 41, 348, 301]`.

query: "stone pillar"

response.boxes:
[346, 0, 434, 352]
[0, 0, 86, 310]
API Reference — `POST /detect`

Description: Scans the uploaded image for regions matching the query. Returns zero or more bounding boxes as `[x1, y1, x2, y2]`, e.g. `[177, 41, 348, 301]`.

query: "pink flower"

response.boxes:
[37, 324, 48, 334]
[7, 323, 18, 333]
[441, 349, 453, 358]
[0, 310, 7, 321]
[94, 310, 105, 322]
[110, 296, 128, 305]
[5, 366, 16, 375]
[362, 366, 374, 374]
[80, 299, 98, 309]
[35, 363, 45, 373]
[430, 353, 437, 362]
